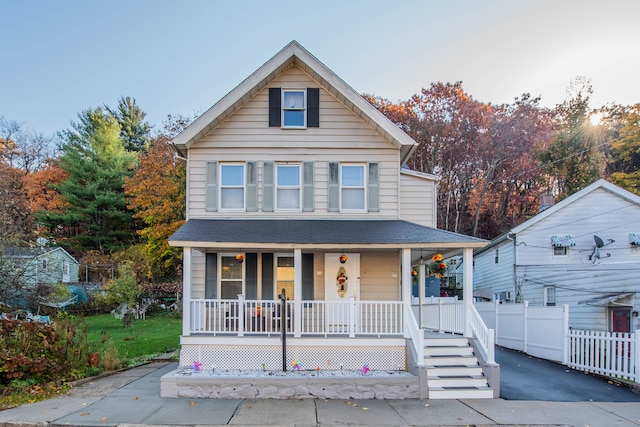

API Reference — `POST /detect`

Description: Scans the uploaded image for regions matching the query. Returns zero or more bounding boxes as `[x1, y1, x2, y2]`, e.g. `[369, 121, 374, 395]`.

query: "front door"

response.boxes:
[324, 253, 360, 333]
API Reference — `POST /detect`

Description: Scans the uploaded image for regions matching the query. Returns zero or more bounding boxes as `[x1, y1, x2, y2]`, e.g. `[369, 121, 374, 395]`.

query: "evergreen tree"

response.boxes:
[107, 96, 151, 152]
[37, 108, 138, 253]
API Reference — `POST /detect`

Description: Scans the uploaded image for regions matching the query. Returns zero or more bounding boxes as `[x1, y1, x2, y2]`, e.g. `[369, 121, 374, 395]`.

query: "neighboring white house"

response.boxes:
[165, 41, 495, 399]
[474, 179, 640, 333]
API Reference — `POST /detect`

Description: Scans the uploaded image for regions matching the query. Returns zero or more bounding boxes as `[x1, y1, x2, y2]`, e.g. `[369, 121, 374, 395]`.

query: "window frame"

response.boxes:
[281, 89, 307, 129]
[543, 285, 556, 306]
[274, 253, 295, 300]
[218, 253, 245, 299]
[275, 163, 302, 211]
[219, 162, 246, 211]
[553, 246, 569, 257]
[339, 163, 367, 212]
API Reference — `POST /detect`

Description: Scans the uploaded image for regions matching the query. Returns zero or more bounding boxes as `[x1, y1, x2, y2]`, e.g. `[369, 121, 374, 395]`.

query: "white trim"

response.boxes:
[218, 253, 246, 298]
[219, 162, 245, 212]
[275, 163, 302, 211]
[339, 163, 367, 213]
[281, 88, 307, 129]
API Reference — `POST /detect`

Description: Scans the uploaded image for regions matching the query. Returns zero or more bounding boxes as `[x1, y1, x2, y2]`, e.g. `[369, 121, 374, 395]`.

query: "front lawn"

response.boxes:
[86, 312, 182, 365]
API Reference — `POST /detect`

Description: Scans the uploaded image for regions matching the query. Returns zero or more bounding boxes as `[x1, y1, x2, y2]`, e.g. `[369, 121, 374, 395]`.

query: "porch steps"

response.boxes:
[424, 336, 493, 399]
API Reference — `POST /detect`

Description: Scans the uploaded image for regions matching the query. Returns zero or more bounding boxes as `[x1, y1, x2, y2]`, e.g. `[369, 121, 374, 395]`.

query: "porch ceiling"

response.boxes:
[169, 219, 487, 250]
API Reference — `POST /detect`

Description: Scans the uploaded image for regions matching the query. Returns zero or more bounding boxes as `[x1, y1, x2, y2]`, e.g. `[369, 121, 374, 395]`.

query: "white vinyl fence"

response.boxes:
[475, 301, 568, 363]
[476, 301, 639, 384]
[568, 329, 639, 383]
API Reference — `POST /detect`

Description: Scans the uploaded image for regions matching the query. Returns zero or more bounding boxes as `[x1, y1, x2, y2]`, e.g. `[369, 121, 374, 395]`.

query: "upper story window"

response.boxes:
[551, 234, 574, 257]
[328, 162, 378, 213]
[494, 249, 499, 264]
[282, 90, 306, 128]
[269, 88, 319, 128]
[276, 164, 301, 210]
[220, 163, 245, 210]
[341, 164, 366, 211]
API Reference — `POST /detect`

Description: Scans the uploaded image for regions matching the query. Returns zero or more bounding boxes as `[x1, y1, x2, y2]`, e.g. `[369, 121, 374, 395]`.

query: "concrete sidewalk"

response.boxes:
[0, 362, 639, 426]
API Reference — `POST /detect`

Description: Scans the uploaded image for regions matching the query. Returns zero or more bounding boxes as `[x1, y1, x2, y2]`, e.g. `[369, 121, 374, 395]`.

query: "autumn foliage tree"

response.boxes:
[366, 83, 554, 239]
[123, 115, 189, 281]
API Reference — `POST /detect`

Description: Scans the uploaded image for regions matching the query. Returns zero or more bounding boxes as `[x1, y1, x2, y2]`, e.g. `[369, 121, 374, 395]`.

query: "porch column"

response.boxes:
[182, 247, 192, 336]
[402, 248, 412, 338]
[293, 248, 302, 337]
[418, 261, 426, 328]
[463, 247, 473, 337]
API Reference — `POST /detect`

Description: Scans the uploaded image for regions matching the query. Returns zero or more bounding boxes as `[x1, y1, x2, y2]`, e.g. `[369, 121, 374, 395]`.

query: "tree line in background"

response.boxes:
[0, 97, 189, 285]
[366, 77, 639, 238]
[0, 78, 639, 287]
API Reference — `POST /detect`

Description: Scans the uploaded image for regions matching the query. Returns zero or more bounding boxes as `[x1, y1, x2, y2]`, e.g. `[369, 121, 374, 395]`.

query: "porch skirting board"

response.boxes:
[161, 374, 421, 399]
[178, 342, 406, 371]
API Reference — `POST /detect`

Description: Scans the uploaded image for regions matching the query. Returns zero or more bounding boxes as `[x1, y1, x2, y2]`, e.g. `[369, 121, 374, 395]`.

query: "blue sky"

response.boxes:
[2, 0, 639, 137]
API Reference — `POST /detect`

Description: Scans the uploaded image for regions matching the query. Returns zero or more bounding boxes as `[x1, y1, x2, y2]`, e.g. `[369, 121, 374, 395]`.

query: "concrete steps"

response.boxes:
[424, 336, 493, 399]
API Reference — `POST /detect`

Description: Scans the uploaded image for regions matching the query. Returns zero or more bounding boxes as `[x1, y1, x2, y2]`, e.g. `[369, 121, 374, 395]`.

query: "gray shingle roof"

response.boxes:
[169, 219, 486, 246]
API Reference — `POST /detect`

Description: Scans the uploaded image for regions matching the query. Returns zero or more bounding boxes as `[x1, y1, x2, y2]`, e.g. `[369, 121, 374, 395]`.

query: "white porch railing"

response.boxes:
[189, 298, 405, 337]
[469, 303, 496, 364]
[568, 329, 639, 383]
[415, 299, 495, 365]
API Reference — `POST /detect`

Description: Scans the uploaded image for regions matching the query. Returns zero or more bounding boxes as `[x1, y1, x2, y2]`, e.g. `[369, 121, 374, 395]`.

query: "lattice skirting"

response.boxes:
[180, 344, 406, 371]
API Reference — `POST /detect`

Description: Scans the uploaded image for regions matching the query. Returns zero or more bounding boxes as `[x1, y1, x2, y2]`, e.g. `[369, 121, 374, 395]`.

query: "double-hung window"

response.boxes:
[276, 164, 301, 210]
[220, 254, 244, 299]
[282, 89, 306, 127]
[220, 163, 245, 210]
[340, 164, 366, 211]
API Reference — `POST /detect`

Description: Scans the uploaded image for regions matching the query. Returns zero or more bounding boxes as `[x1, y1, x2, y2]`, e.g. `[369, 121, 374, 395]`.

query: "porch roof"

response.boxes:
[169, 219, 488, 249]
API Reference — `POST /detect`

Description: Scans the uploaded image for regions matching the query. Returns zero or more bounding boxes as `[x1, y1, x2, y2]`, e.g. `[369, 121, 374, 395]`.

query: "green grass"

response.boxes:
[86, 312, 182, 363]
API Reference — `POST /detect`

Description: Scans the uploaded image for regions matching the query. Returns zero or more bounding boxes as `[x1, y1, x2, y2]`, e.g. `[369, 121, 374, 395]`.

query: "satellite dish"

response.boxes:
[36, 237, 49, 246]
[594, 235, 604, 248]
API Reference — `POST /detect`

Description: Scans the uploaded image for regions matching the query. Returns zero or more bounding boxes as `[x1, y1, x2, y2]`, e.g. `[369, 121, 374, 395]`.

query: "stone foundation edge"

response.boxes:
[161, 371, 421, 399]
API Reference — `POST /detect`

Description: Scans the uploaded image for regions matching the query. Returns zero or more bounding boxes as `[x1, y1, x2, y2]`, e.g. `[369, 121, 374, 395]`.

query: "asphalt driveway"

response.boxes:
[495, 346, 640, 401]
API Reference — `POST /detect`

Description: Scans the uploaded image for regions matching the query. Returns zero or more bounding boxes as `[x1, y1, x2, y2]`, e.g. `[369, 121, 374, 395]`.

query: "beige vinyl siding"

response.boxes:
[399, 172, 436, 227]
[360, 251, 401, 300]
[190, 250, 206, 299]
[187, 66, 402, 218]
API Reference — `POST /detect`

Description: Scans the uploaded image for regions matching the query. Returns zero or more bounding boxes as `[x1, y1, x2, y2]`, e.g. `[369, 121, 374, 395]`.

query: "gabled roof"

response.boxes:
[6, 246, 79, 263]
[171, 40, 417, 164]
[169, 219, 487, 249]
[476, 179, 640, 255]
[511, 179, 640, 234]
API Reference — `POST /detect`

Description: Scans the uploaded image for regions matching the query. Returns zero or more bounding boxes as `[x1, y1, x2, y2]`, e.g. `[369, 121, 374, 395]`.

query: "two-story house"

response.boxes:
[164, 41, 493, 399]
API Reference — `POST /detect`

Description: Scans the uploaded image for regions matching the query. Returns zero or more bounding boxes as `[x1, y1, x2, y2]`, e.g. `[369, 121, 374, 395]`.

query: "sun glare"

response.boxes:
[589, 112, 604, 126]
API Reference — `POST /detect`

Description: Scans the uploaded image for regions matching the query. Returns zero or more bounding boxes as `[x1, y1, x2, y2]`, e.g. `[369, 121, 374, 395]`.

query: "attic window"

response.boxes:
[629, 233, 640, 246]
[551, 235, 576, 248]
[282, 90, 306, 127]
[269, 88, 319, 128]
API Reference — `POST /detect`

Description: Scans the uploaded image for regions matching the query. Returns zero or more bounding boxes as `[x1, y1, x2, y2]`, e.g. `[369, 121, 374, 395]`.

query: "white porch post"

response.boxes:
[402, 248, 412, 338]
[463, 247, 473, 337]
[182, 247, 192, 336]
[293, 248, 302, 337]
[418, 261, 426, 328]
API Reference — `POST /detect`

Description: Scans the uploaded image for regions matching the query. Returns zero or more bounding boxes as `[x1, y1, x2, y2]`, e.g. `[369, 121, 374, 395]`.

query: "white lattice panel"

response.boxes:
[180, 344, 405, 371]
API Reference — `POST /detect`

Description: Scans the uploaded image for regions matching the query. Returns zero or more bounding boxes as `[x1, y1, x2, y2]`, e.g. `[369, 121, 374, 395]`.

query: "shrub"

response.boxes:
[0, 316, 92, 385]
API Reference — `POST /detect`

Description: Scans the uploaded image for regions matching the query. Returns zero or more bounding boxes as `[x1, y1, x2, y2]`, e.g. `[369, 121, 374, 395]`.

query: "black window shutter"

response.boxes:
[269, 88, 281, 127]
[261, 253, 274, 300]
[302, 253, 314, 300]
[307, 88, 319, 127]
[245, 253, 258, 299]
